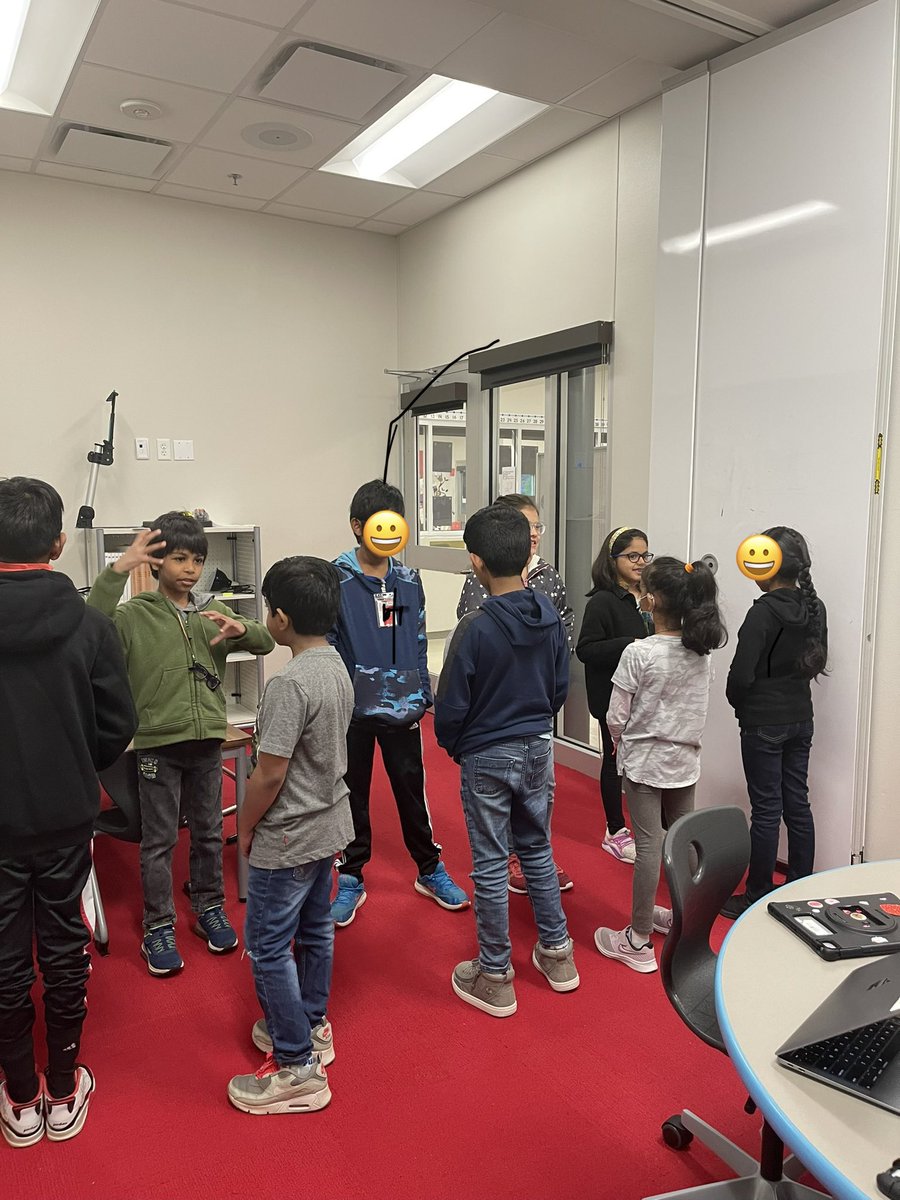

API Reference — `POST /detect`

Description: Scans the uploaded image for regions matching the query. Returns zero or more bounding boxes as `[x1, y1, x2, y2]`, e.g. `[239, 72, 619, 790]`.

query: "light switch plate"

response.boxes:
[173, 439, 194, 461]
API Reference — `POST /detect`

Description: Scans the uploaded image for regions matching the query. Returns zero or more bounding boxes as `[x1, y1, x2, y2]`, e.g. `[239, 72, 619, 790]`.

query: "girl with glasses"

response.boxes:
[457, 493, 575, 894]
[576, 527, 654, 864]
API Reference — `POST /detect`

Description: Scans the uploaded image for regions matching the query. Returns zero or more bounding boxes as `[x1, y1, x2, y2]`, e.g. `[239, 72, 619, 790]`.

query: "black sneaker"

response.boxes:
[720, 892, 752, 921]
[141, 924, 184, 976]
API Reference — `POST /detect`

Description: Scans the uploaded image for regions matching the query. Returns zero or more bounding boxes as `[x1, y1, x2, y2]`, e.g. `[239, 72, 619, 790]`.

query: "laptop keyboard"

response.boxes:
[782, 1018, 900, 1090]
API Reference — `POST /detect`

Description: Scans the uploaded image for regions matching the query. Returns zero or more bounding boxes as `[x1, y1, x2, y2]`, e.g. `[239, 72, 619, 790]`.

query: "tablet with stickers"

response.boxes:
[767, 892, 900, 960]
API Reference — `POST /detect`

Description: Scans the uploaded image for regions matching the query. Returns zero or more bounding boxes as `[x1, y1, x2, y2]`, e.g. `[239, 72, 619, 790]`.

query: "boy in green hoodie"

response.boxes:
[88, 512, 274, 976]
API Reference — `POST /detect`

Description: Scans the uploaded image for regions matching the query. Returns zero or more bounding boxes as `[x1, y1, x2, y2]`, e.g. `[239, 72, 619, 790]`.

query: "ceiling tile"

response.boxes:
[423, 152, 519, 197]
[488, 105, 604, 161]
[358, 218, 409, 234]
[35, 162, 157, 190]
[436, 13, 624, 103]
[165, 0, 305, 25]
[55, 127, 175, 176]
[84, 0, 279, 93]
[0, 155, 32, 173]
[0, 111, 50, 158]
[374, 189, 458, 225]
[259, 44, 407, 121]
[200, 97, 359, 167]
[264, 203, 362, 226]
[155, 181, 266, 209]
[59, 66, 229, 144]
[565, 58, 678, 117]
[294, 0, 498, 70]
[278, 171, 410, 216]
[164, 146, 306, 198]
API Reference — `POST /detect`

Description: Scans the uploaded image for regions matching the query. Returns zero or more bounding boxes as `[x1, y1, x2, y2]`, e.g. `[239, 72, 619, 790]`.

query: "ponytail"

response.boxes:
[763, 527, 828, 680]
[642, 557, 727, 656]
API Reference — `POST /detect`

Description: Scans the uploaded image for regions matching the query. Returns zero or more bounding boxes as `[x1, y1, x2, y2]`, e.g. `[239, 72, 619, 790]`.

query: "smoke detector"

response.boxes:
[120, 100, 163, 121]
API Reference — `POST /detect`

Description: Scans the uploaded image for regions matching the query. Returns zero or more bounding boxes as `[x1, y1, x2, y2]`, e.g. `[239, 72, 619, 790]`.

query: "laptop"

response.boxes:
[776, 956, 900, 1115]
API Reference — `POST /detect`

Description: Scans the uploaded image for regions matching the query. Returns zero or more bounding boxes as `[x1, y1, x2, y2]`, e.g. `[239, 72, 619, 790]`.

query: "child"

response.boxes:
[0, 478, 136, 1146]
[576, 527, 653, 865]
[329, 481, 469, 925]
[721, 527, 828, 919]
[87, 512, 274, 976]
[457, 493, 575, 895]
[435, 504, 577, 1017]
[595, 556, 725, 973]
[227, 557, 353, 1115]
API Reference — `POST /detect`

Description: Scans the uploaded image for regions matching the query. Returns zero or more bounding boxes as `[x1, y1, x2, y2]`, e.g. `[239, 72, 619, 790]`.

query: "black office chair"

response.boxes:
[647, 806, 828, 1200]
[83, 751, 142, 956]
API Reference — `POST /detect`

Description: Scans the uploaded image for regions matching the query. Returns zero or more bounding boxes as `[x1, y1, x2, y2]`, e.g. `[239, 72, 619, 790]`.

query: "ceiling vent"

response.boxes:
[257, 42, 408, 122]
[53, 124, 174, 176]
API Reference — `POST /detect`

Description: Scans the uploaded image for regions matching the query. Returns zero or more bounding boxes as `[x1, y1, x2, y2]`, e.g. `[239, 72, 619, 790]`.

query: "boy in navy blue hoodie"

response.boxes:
[329, 481, 469, 925]
[435, 505, 578, 1018]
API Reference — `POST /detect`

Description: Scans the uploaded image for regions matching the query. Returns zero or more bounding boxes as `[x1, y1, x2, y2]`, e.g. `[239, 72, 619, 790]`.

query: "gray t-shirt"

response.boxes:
[250, 646, 355, 870]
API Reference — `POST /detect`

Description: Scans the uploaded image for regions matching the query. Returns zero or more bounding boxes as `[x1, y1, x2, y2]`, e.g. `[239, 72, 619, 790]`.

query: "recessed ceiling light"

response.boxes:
[0, 0, 100, 116]
[0, 0, 31, 96]
[120, 99, 163, 121]
[321, 74, 546, 190]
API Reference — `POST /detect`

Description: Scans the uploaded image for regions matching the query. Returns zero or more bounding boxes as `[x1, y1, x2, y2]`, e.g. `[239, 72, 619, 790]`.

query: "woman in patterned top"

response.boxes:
[456, 493, 575, 894]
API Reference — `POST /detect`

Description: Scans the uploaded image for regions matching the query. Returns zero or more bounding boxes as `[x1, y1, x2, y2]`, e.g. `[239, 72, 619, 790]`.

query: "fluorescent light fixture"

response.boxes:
[0, 0, 101, 116]
[661, 201, 837, 255]
[323, 74, 546, 190]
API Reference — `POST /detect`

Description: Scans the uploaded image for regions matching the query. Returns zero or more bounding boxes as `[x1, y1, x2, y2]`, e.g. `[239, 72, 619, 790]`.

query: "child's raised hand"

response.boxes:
[112, 528, 166, 574]
[201, 609, 246, 645]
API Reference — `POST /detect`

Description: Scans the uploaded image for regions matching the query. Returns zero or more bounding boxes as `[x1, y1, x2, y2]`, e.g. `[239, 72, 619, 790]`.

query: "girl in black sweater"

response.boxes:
[576, 526, 653, 862]
[721, 527, 828, 918]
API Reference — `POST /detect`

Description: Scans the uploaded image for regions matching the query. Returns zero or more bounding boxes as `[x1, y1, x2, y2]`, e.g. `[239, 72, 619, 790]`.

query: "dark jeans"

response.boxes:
[0, 844, 92, 1100]
[741, 720, 815, 902]
[599, 717, 627, 836]
[339, 721, 440, 883]
[137, 740, 224, 930]
[245, 856, 334, 1067]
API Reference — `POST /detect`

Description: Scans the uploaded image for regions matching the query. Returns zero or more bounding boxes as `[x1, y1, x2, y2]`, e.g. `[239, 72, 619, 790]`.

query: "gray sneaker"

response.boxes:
[451, 959, 517, 1017]
[532, 937, 580, 992]
[227, 1056, 331, 1114]
[251, 1018, 335, 1065]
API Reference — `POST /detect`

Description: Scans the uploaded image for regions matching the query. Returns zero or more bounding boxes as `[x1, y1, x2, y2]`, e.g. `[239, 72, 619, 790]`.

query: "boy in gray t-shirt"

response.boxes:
[227, 557, 353, 1117]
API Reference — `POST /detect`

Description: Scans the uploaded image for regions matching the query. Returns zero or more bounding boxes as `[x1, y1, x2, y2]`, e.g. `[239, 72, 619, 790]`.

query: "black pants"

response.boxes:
[0, 844, 92, 1099]
[339, 721, 440, 883]
[599, 717, 627, 836]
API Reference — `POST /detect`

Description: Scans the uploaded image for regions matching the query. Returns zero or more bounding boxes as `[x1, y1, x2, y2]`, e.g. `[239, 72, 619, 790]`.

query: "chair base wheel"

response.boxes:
[662, 1115, 694, 1150]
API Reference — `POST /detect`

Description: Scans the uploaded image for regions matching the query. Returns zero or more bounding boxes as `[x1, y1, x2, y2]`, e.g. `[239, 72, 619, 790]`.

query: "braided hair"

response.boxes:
[763, 526, 827, 679]
[641, 556, 727, 655]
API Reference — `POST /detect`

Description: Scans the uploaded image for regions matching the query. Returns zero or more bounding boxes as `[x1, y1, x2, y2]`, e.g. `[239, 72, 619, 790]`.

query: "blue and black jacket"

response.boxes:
[330, 549, 432, 727]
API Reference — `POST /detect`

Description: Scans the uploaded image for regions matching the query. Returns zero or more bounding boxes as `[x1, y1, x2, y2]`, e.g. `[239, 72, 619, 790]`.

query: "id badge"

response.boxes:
[373, 590, 395, 628]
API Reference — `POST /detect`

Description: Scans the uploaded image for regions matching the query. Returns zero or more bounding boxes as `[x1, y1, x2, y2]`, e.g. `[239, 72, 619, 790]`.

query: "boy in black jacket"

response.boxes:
[0, 479, 136, 1148]
[435, 505, 578, 1018]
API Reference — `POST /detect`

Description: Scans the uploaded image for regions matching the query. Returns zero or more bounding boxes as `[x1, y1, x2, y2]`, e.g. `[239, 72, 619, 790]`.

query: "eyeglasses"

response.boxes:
[529, 522, 546, 535]
[615, 551, 654, 564]
[188, 662, 221, 692]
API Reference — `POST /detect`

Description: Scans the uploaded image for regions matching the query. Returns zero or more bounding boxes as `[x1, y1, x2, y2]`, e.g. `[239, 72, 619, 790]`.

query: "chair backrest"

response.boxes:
[96, 751, 142, 842]
[659, 805, 750, 1052]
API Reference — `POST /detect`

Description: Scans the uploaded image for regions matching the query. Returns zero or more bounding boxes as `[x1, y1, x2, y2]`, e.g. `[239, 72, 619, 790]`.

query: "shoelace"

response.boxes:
[255, 1054, 279, 1080]
[148, 927, 176, 955]
[202, 907, 229, 932]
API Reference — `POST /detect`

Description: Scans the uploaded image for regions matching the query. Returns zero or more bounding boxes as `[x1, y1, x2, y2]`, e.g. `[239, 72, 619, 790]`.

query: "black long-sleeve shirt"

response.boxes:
[576, 585, 648, 718]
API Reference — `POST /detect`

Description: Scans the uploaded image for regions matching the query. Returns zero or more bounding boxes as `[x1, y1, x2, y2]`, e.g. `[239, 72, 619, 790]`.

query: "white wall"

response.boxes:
[0, 171, 399, 618]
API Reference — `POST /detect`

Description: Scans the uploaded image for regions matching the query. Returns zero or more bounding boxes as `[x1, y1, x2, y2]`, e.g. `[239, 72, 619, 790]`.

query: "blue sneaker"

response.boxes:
[414, 862, 470, 911]
[141, 924, 184, 976]
[194, 905, 238, 954]
[331, 875, 366, 927]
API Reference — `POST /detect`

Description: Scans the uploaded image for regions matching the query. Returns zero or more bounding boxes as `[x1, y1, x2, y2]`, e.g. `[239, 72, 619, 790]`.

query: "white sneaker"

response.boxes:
[601, 827, 637, 863]
[652, 905, 673, 935]
[251, 1018, 335, 1066]
[45, 1066, 95, 1142]
[0, 1078, 44, 1148]
[227, 1055, 331, 1114]
[594, 926, 658, 973]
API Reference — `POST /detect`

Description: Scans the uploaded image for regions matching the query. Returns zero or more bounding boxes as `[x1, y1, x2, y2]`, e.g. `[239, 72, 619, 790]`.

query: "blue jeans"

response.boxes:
[460, 736, 568, 974]
[740, 721, 815, 901]
[244, 856, 334, 1066]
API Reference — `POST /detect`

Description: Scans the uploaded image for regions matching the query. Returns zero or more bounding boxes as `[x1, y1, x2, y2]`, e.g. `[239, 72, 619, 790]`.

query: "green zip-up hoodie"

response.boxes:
[87, 566, 275, 749]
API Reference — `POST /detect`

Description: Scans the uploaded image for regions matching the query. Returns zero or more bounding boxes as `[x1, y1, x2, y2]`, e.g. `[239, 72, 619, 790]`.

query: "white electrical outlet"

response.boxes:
[157, 438, 172, 461]
[135, 437, 150, 460]
[173, 439, 194, 461]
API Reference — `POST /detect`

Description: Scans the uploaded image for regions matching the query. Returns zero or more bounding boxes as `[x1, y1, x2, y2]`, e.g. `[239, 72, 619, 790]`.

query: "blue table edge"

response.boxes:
[714, 864, 882, 1200]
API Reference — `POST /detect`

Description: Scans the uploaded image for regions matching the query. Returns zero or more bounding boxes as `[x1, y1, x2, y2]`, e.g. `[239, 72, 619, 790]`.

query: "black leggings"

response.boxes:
[599, 717, 627, 836]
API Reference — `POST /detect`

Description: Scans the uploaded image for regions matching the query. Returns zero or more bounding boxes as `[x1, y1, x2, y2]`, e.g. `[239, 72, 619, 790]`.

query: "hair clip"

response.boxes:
[684, 562, 695, 573]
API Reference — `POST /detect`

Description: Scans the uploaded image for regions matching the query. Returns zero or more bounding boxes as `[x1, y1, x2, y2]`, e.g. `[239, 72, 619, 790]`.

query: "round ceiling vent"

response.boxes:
[120, 99, 163, 120]
[241, 122, 312, 151]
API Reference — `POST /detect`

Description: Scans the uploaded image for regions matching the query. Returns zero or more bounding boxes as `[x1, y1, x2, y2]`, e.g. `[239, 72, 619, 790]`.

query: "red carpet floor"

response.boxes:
[7, 718, 763, 1199]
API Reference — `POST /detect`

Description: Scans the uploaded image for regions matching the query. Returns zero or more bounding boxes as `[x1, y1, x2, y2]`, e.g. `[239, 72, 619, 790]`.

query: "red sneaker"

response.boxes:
[508, 854, 527, 894]
[555, 862, 574, 892]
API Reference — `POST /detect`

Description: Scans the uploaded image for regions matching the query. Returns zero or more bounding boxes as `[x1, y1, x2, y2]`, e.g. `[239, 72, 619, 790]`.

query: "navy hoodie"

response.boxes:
[726, 587, 828, 726]
[435, 589, 569, 761]
[330, 549, 432, 726]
